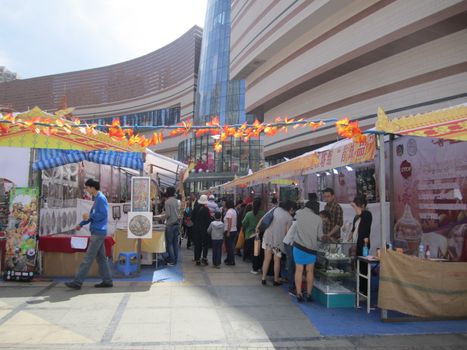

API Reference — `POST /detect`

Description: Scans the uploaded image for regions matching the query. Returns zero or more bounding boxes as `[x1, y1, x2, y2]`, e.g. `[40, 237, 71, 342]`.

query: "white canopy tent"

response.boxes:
[144, 149, 187, 188]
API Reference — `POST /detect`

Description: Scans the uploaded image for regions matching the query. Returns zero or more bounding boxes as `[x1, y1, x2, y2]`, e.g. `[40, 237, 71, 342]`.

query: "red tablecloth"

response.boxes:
[39, 235, 114, 257]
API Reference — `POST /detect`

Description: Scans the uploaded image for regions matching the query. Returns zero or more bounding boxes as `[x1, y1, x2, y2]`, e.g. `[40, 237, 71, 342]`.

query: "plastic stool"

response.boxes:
[117, 252, 138, 276]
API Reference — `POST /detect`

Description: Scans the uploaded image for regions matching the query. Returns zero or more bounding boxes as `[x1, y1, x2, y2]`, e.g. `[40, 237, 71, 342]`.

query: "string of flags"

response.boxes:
[0, 109, 366, 152]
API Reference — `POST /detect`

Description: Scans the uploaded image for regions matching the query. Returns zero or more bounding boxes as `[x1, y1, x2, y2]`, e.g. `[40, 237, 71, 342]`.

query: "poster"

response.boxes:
[131, 177, 151, 212]
[119, 172, 128, 202]
[4, 187, 39, 278]
[99, 165, 111, 199]
[110, 167, 120, 203]
[392, 137, 467, 259]
[127, 211, 153, 239]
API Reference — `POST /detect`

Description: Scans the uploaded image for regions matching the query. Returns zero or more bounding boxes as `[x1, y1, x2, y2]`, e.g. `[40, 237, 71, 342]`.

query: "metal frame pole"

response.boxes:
[378, 133, 388, 320]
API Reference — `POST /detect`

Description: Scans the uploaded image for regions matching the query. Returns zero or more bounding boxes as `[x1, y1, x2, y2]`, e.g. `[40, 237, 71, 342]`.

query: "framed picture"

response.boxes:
[127, 211, 153, 239]
[123, 203, 131, 214]
[131, 177, 151, 212]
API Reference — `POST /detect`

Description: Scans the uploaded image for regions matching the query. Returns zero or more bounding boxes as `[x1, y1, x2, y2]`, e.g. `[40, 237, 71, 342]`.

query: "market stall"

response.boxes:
[375, 105, 467, 319]
[0, 107, 146, 280]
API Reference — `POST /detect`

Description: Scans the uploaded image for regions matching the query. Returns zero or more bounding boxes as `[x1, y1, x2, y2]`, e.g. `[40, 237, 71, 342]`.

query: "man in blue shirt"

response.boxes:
[65, 179, 113, 290]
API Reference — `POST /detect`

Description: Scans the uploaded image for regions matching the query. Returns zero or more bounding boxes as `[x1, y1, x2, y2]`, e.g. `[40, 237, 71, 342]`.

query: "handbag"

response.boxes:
[235, 228, 245, 249]
[253, 234, 261, 257]
[184, 217, 193, 227]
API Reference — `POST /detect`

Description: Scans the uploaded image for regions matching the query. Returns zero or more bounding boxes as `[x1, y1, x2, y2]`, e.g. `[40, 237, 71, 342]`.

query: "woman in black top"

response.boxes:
[349, 195, 372, 256]
[193, 195, 212, 266]
[349, 195, 372, 294]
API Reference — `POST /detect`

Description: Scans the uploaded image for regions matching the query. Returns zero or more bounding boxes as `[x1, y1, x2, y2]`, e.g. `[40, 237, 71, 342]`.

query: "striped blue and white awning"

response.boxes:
[32, 149, 144, 171]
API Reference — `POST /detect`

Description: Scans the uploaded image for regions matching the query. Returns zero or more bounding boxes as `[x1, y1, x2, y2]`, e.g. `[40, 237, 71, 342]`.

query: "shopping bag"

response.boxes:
[253, 234, 261, 257]
[235, 228, 245, 249]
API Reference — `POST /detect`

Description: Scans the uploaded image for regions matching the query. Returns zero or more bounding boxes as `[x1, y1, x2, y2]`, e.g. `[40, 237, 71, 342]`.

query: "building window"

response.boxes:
[85, 106, 180, 127]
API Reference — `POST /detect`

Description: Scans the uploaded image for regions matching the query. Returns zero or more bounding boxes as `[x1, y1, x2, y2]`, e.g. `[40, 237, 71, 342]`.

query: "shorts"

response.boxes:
[293, 246, 316, 265]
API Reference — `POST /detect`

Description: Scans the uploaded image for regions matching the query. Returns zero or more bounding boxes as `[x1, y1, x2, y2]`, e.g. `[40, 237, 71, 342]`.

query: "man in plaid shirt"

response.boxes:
[322, 188, 343, 241]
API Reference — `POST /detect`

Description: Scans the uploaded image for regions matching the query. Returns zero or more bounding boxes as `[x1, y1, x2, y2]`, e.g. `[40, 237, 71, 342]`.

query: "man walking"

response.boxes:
[322, 188, 343, 241]
[164, 187, 180, 266]
[65, 179, 112, 290]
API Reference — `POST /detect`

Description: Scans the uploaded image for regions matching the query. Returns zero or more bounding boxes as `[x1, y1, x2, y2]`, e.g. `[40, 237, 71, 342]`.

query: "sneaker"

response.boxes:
[297, 294, 305, 303]
[250, 270, 259, 275]
[288, 289, 297, 297]
[202, 258, 209, 266]
[167, 262, 175, 267]
[94, 281, 113, 288]
[305, 294, 313, 303]
[214, 265, 221, 269]
[195, 261, 201, 266]
[65, 281, 81, 290]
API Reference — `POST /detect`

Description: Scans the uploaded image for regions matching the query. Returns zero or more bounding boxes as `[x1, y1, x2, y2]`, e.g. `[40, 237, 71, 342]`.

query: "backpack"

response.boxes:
[258, 208, 276, 234]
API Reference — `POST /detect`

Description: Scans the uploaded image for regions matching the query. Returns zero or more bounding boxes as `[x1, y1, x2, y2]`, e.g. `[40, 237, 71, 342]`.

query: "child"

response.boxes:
[208, 212, 225, 268]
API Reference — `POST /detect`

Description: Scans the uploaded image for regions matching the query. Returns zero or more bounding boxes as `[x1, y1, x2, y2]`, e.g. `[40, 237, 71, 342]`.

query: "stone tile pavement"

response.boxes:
[0, 247, 466, 349]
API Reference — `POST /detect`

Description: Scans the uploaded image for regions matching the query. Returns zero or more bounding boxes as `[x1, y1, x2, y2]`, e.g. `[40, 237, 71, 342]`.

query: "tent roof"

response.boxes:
[222, 135, 376, 189]
[144, 149, 187, 188]
[0, 107, 144, 152]
[376, 105, 467, 141]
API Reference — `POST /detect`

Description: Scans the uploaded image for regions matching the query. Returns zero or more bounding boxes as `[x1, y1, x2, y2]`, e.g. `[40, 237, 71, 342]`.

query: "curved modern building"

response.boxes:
[0, 26, 202, 157]
[230, 0, 467, 163]
[180, 0, 263, 192]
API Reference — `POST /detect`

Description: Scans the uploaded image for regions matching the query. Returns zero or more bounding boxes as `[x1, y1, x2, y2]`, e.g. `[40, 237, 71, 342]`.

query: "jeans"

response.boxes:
[284, 243, 295, 290]
[165, 224, 180, 264]
[212, 239, 223, 266]
[194, 232, 210, 261]
[225, 231, 238, 264]
[74, 235, 112, 284]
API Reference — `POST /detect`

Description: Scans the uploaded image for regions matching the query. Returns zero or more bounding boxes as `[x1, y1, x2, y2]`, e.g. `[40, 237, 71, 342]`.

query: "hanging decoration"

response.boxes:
[0, 107, 367, 152]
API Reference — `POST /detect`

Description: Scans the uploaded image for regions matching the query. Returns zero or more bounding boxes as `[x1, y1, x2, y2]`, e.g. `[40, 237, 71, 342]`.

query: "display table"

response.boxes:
[356, 256, 380, 313]
[39, 235, 115, 277]
[313, 242, 356, 308]
[39, 235, 114, 256]
[113, 228, 166, 263]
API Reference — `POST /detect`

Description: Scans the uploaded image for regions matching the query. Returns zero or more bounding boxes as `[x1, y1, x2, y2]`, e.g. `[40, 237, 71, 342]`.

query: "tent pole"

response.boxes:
[379, 133, 388, 320]
[137, 169, 143, 274]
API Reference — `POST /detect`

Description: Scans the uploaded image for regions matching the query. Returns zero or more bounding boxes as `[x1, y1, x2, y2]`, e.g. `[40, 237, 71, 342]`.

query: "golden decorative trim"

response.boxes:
[376, 105, 467, 133]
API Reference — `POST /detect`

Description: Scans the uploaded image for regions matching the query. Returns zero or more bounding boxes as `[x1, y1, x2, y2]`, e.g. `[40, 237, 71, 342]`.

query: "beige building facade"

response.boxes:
[0, 26, 202, 158]
[230, 0, 467, 161]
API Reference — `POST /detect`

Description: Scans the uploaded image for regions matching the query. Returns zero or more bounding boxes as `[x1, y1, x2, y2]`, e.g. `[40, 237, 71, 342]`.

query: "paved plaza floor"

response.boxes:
[0, 247, 466, 349]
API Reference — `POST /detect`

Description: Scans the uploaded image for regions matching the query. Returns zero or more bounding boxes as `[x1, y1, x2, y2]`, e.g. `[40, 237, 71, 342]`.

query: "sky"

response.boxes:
[0, 0, 208, 78]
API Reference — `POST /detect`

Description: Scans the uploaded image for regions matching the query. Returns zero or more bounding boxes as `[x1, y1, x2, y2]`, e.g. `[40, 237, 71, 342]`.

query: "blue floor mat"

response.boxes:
[292, 295, 467, 336]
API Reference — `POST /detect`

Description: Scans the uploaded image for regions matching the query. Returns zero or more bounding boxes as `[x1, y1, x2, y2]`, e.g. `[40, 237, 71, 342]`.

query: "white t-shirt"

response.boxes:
[223, 208, 238, 232]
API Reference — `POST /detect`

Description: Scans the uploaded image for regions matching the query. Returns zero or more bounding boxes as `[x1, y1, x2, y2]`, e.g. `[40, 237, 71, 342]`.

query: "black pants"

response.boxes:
[244, 237, 254, 261]
[184, 225, 193, 248]
[194, 232, 209, 261]
[252, 239, 264, 272]
[212, 239, 223, 266]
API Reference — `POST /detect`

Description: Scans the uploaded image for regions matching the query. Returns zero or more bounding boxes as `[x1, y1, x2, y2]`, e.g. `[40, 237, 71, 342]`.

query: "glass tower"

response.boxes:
[194, 0, 245, 126]
[179, 0, 263, 192]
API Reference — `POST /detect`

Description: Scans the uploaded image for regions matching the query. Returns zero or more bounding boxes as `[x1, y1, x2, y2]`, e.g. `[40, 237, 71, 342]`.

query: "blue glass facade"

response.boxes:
[194, 0, 245, 125]
[179, 0, 263, 191]
[86, 105, 180, 128]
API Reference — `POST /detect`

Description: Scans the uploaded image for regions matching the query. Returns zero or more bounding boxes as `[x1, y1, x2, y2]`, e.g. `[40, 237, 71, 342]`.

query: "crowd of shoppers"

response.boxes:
[159, 186, 370, 304]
